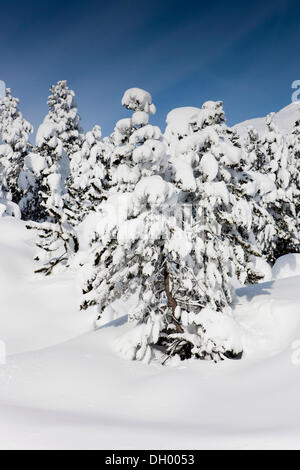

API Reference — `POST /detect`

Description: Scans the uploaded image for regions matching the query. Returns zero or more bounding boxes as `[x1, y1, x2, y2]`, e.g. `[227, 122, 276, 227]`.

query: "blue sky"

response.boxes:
[1, 0, 300, 138]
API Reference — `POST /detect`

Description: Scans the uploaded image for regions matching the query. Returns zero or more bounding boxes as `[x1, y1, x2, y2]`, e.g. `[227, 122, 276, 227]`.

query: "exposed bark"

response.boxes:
[164, 263, 184, 334]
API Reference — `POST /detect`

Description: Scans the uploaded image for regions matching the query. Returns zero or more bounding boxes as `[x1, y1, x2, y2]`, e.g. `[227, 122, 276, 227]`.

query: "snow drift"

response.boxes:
[0, 217, 300, 449]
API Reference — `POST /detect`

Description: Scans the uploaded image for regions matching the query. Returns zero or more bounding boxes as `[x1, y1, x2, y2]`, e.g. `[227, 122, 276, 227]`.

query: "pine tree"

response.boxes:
[80, 97, 259, 363]
[45, 80, 83, 158]
[81, 174, 182, 363]
[163, 103, 262, 361]
[109, 87, 163, 194]
[242, 126, 278, 263]
[18, 151, 44, 221]
[66, 125, 112, 224]
[262, 113, 299, 261]
[26, 121, 79, 274]
[19, 121, 66, 222]
[80, 88, 166, 313]
[164, 101, 226, 164]
[0, 87, 33, 206]
[287, 114, 300, 243]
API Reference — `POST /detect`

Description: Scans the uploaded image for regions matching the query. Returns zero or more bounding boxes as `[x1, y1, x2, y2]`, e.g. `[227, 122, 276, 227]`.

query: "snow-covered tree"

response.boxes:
[66, 125, 112, 224]
[80, 96, 260, 363]
[109, 88, 164, 194]
[81, 175, 183, 363]
[164, 105, 263, 360]
[287, 113, 300, 240]
[26, 122, 78, 274]
[0, 167, 20, 218]
[241, 126, 278, 263]
[18, 151, 45, 221]
[261, 113, 299, 261]
[45, 80, 83, 158]
[19, 122, 66, 222]
[245, 126, 269, 172]
[0, 88, 33, 206]
[81, 88, 166, 307]
[165, 102, 225, 159]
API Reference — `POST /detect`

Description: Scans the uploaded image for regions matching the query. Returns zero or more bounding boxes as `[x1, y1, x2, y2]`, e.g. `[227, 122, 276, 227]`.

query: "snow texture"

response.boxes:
[235, 102, 300, 138]
[0, 217, 300, 449]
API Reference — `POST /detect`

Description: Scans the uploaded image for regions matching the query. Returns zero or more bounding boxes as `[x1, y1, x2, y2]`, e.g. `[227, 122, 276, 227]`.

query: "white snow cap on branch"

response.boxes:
[24, 152, 47, 176]
[121, 88, 156, 114]
[134, 175, 177, 205]
[36, 121, 56, 146]
[165, 107, 201, 141]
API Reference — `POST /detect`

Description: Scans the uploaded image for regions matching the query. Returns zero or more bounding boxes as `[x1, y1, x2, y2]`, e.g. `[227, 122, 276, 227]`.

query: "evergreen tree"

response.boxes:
[287, 114, 300, 241]
[262, 113, 299, 261]
[109, 87, 163, 194]
[242, 126, 278, 263]
[26, 122, 78, 274]
[66, 125, 112, 224]
[19, 121, 66, 222]
[80, 88, 166, 312]
[0, 87, 33, 206]
[45, 80, 83, 158]
[164, 101, 225, 162]
[163, 104, 262, 360]
[80, 96, 259, 363]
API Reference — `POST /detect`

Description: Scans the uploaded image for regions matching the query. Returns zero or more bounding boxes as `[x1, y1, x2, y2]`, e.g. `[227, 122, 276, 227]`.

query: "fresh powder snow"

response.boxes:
[0, 217, 300, 449]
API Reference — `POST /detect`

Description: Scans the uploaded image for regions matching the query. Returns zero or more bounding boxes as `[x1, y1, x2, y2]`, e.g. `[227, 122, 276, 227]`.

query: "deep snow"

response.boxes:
[0, 217, 300, 450]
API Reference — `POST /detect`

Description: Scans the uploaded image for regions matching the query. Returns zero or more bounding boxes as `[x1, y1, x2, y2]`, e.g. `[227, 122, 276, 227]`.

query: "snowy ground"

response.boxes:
[0, 217, 300, 450]
[234, 102, 300, 138]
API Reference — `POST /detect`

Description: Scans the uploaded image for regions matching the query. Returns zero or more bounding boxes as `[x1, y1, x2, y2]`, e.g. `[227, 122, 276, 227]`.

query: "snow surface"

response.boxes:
[235, 102, 300, 138]
[0, 218, 300, 449]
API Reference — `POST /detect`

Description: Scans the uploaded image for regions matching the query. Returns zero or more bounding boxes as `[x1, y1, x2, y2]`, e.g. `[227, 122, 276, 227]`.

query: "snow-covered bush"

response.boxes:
[0, 176, 21, 218]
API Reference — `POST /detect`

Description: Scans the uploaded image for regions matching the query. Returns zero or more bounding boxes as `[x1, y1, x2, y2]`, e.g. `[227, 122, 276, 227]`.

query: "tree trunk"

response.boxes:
[164, 263, 184, 334]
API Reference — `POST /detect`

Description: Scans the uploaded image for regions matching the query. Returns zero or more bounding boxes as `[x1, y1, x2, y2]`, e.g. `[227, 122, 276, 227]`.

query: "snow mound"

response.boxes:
[272, 254, 300, 281]
[251, 256, 273, 283]
[0, 217, 94, 355]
